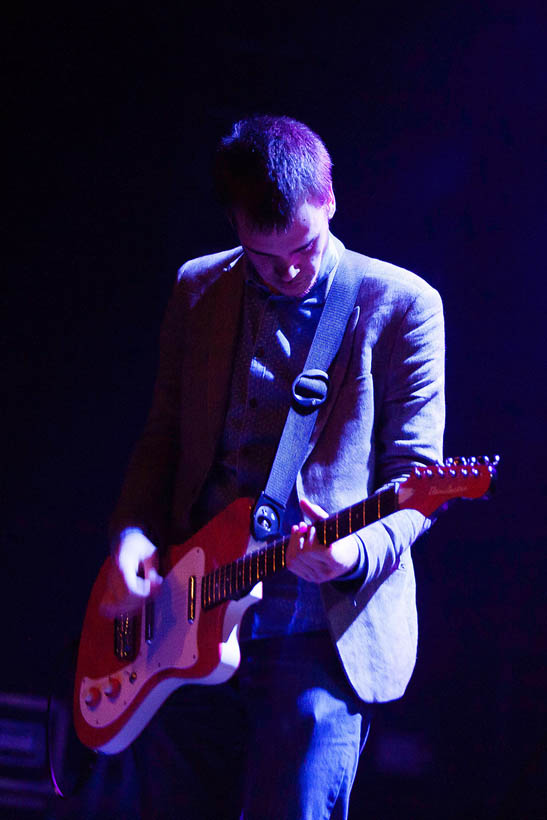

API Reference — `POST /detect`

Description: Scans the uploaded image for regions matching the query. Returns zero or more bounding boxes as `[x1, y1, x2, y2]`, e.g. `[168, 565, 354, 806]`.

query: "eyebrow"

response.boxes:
[243, 235, 317, 257]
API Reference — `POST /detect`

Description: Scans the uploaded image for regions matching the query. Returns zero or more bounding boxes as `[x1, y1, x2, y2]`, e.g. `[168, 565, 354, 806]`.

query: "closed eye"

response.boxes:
[244, 235, 318, 258]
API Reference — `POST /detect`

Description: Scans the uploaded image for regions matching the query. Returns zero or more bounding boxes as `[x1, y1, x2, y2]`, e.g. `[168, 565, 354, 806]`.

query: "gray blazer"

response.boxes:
[111, 240, 445, 703]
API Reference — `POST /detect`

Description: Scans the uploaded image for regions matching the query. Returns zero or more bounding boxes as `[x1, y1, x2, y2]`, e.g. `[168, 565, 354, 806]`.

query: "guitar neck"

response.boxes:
[201, 485, 397, 610]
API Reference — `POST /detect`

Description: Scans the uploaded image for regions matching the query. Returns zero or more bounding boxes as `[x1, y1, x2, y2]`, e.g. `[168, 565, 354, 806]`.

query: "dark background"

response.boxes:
[3, 2, 546, 817]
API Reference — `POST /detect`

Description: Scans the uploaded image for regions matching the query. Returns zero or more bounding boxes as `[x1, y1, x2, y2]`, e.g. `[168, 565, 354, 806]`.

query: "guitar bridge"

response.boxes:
[114, 613, 138, 661]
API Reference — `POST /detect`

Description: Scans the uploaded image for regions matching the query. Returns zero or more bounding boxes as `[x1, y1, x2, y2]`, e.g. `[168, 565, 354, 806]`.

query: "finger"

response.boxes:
[148, 568, 163, 586]
[126, 574, 152, 597]
[299, 497, 329, 522]
[130, 567, 164, 597]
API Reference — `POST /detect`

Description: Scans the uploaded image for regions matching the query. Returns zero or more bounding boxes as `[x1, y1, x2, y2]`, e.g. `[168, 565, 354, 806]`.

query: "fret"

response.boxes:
[237, 557, 243, 595]
[354, 500, 365, 531]
[364, 495, 377, 525]
[339, 508, 350, 539]
[246, 554, 252, 588]
[227, 561, 234, 597]
[217, 566, 221, 602]
[325, 516, 337, 543]
[382, 487, 396, 517]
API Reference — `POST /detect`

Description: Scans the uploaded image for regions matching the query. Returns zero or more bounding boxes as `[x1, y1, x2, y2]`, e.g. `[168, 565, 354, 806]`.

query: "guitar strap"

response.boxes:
[251, 248, 367, 539]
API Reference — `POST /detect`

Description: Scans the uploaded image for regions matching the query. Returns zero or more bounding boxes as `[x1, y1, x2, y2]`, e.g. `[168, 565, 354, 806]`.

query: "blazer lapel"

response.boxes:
[206, 254, 245, 450]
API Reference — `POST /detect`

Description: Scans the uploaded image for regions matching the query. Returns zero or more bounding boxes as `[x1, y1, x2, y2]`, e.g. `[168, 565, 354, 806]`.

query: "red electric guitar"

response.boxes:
[74, 456, 498, 754]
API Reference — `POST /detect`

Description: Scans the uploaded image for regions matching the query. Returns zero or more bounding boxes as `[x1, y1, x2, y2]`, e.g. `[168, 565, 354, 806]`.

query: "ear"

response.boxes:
[227, 209, 237, 232]
[326, 186, 336, 220]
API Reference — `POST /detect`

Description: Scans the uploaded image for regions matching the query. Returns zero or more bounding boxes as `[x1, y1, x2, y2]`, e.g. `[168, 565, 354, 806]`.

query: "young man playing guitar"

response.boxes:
[105, 115, 445, 818]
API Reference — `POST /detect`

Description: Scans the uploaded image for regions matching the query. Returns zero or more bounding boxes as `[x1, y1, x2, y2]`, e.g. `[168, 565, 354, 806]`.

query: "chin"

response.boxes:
[284, 274, 318, 297]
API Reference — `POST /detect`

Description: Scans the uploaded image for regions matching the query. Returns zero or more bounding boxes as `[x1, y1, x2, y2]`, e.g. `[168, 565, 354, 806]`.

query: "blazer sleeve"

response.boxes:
[351, 283, 445, 587]
[108, 269, 189, 550]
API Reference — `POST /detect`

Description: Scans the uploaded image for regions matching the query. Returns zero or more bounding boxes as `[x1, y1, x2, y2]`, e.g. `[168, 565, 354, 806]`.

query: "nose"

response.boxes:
[278, 262, 300, 282]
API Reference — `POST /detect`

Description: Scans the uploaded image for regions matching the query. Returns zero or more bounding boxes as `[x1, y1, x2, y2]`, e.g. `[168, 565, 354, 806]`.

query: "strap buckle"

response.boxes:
[251, 492, 285, 540]
[291, 369, 329, 412]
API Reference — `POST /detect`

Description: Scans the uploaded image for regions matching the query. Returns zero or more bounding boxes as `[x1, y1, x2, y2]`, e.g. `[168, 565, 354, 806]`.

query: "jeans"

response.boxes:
[134, 631, 372, 820]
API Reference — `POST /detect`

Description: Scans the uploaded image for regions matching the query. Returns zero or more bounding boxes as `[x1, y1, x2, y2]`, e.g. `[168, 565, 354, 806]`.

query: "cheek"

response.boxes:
[308, 250, 323, 273]
[252, 258, 274, 279]
[294, 253, 317, 273]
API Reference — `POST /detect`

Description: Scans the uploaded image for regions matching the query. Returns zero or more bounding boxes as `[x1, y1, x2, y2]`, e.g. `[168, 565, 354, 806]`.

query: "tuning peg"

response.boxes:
[413, 467, 423, 478]
[445, 457, 454, 466]
[436, 466, 446, 477]
[493, 455, 500, 465]
[482, 455, 490, 464]
[469, 456, 477, 465]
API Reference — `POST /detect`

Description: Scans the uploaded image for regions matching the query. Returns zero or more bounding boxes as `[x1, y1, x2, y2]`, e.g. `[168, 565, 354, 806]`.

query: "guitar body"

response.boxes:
[74, 498, 259, 754]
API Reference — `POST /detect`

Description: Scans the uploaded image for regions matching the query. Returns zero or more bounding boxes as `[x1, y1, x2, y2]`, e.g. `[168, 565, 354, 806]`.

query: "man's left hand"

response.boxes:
[286, 498, 360, 582]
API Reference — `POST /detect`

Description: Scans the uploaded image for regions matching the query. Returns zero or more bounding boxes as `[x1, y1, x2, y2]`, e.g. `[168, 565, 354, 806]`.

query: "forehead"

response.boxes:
[235, 199, 326, 255]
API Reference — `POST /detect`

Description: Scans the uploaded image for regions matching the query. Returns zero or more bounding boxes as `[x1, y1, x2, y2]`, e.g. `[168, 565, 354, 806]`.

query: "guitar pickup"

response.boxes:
[145, 600, 155, 644]
[188, 575, 196, 622]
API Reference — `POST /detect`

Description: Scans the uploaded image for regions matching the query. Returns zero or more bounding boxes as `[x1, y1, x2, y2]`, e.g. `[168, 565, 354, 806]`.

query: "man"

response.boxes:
[108, 115, 445, 818]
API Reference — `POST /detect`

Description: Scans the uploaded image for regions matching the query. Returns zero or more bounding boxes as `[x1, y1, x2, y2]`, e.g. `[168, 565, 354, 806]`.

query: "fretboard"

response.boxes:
[201, 485, 398, 611]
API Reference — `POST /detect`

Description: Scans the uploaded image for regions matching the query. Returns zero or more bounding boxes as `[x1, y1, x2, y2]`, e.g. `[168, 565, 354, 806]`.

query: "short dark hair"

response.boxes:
[213, 115, 333, 231]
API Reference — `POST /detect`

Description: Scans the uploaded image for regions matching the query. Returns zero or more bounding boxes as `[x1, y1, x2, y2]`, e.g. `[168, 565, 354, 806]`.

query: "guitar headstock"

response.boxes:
[397, 455, 500, 517]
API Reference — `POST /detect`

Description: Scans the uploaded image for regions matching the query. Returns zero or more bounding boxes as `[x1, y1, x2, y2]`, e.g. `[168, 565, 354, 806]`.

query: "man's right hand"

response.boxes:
[100, 528, 163, 616]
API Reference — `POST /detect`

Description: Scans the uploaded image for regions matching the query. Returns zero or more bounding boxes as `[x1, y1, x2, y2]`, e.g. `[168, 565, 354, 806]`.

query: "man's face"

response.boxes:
[234, 192, 335, 298]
